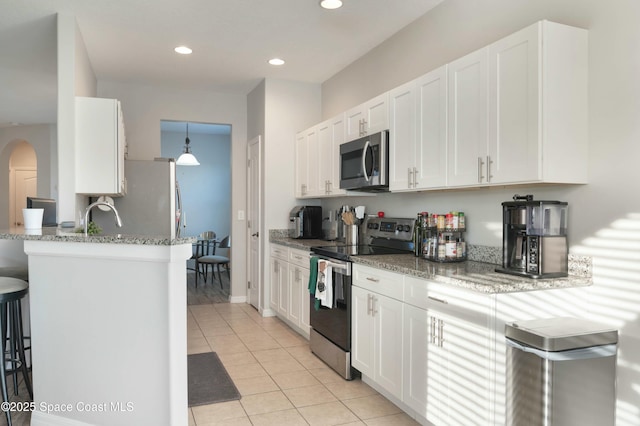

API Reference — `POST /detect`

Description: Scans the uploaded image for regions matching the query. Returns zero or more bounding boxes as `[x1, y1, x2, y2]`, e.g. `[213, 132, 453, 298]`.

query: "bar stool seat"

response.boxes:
[0, 267, 28, 282]
[0, 277, 33, 426]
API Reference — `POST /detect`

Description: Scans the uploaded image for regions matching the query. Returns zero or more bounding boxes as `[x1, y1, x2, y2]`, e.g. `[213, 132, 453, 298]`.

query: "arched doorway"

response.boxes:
[9, 141, 37, 228]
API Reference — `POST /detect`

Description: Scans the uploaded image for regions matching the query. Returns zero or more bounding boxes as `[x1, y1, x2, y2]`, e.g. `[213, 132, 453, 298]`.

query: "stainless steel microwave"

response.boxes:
[339, 130, 389, 191]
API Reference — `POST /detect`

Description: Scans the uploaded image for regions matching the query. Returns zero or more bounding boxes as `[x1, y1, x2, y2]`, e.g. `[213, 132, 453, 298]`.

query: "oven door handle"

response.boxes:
[361, 140, 371, 182]
[312, 255, 352, 276]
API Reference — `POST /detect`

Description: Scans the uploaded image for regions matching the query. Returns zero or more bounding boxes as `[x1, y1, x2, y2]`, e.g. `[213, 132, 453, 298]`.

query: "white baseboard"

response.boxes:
[229, 295, 247, 303]
[260, 307, 277, 317]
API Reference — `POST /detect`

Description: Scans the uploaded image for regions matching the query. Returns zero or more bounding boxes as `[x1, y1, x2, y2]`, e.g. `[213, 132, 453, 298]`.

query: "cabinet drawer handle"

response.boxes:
[366, 277, 380, 282]
[428, 296, 448, 305]
[478, 157, 485, 183]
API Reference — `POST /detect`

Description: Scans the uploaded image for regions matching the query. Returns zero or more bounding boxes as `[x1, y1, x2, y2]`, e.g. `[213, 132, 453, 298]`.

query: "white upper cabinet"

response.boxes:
[448, 20, 588, 188]
[317, 114, 347, 197]
[75, 97, 127, 196]
[447, 48, 489, 187]
[390, 65, 448, 191]
[345, 93, 390, 141]
[294, 127, 320, 198]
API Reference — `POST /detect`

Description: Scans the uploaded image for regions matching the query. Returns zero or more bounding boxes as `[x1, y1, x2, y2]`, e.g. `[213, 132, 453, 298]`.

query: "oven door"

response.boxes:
[339, 131, 388, 191]
[309, 256, 352, 351]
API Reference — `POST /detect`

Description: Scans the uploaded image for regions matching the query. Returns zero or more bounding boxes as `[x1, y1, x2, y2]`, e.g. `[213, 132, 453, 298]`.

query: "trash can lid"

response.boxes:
[506, 317, 618, 351]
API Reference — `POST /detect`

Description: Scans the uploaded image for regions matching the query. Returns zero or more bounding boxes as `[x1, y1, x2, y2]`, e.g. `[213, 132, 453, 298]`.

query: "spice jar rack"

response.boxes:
[415, 212, 467, 263]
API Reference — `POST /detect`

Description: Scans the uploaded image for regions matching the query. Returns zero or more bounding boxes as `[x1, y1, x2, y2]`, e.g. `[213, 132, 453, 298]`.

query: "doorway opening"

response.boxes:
[160, 120, 232, 303]
[8, 141, 37, 229]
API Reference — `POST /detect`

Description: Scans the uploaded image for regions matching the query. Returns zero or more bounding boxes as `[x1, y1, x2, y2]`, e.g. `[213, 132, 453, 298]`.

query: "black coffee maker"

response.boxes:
[496, 195, 568, 279]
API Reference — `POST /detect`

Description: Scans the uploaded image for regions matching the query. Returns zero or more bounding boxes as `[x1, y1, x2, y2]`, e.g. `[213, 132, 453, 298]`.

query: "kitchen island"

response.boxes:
[0, 228, 194, 426]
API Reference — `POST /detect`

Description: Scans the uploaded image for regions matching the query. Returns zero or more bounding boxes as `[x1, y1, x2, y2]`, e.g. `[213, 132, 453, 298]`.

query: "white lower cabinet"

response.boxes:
[352, 265, 404, 399]
[269, 245, 310, 338]
[403, 276, 493, 425]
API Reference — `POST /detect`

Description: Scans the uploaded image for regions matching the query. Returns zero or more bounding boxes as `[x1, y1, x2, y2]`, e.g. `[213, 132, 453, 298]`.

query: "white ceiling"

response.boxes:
[0, 0, 444, 127]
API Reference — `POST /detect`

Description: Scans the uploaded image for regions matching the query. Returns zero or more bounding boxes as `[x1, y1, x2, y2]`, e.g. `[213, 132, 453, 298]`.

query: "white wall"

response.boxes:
[161, 130, 232, 240]
[320, 0, 640, 423]
[98, 81, 248, 301]
[57, 13, 97, 224]
[0, 124, 57, 227]
[248, 78, 321, 313]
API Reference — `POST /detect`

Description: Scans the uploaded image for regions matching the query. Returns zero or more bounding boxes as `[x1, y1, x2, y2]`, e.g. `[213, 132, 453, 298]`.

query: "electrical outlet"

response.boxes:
[238, 210, 245, 220]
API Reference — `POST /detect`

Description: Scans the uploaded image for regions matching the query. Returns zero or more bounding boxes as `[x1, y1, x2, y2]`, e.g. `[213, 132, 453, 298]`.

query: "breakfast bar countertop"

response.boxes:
[269, 233, 593, 294]
[0, 227, 195, 245]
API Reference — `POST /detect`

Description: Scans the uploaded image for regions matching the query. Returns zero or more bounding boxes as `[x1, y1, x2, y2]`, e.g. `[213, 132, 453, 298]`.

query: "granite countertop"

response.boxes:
[269, 232, 592, 294]
[0, 227, 195, 246]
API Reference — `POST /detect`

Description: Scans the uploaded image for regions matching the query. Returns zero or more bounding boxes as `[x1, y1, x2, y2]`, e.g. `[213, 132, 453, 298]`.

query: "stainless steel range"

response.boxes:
[309, 217, 414, 379]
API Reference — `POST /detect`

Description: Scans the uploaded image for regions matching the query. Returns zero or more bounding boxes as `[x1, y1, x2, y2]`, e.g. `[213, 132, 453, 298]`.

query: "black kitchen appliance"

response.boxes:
[309, 216, 414, 379]
[288, 206, 322, 239]
[339, 131, 389, 192]
[496, 195, 569, 279]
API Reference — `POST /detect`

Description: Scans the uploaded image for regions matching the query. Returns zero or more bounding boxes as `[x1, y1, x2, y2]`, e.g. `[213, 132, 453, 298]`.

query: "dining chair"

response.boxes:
[198, 235, 230, 289]
[190, 231, 216, 288]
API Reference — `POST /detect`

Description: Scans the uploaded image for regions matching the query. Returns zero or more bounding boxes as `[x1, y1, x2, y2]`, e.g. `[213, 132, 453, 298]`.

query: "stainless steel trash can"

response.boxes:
[506, 317, 618, 426]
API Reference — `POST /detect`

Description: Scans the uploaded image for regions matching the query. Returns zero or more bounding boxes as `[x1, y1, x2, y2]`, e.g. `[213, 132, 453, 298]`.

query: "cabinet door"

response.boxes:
[364, 93, 389, 135]
[76, 97, 125, 195]
[269, 257, 280, 310]
[488, 23, 540, 184]
[351, 286, 374, 377]
[305, 126, 320, 197]
[415, 65, 448, 189]
[277, 260, 290, 316]
[294, 131, 308, 197]
[317, 115, 346, 197]
[431, 309, 493, 426]
[288, 266, 302, 327]
[447, 48, 488, 187]
[403, 304, 429, 417]
[374, 293, 404, 399]
[299, 267, 311, 337]
[389, 81, 416, 191]
[345, 105, 365, 141]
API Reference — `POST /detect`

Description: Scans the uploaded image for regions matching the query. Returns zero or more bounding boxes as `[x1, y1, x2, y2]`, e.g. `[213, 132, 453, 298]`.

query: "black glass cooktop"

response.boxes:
[312, 244, 412, 261]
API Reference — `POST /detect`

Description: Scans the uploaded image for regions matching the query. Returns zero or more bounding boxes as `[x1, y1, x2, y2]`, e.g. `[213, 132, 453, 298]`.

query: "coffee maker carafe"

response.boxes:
[496, 195, 569, 279]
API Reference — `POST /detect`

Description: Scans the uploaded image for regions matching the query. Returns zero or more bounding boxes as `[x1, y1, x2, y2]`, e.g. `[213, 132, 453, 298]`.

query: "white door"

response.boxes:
[14, 169, 37, 226]
[374, 293, 404, 399]
[351, 286, 374, 376]
[247, 136, 262, 310]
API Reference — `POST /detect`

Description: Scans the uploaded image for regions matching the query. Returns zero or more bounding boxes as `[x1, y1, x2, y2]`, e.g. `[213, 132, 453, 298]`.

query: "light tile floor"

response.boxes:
[187, 302, 420, 426]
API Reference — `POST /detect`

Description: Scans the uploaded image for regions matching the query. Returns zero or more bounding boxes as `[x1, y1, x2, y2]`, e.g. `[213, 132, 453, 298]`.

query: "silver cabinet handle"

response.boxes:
[366, 277, 380, 282]
[430, 316, 437, 344]
[301, 184, 307, 196]
[413, 167, 418, 187]
[487, 155, 493, 183]
[371, 296, 378, 316]
[428, 296, 449, 305]
[408, 168, 414, 188]
[478, 157, 485, 183]
[367, 294, 373, 315]
[438, 319, 445, 347]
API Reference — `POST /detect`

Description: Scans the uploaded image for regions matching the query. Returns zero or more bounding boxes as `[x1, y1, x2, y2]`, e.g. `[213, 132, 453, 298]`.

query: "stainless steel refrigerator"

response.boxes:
[91, 158, 182, 238]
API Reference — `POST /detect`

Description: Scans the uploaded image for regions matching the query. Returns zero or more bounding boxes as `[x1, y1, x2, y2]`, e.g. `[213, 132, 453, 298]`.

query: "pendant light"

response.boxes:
[176, 123, 200, 166]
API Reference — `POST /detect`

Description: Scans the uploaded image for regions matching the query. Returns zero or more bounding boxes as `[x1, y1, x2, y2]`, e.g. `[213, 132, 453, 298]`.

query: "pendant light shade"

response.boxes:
[176, 123, 200, 166]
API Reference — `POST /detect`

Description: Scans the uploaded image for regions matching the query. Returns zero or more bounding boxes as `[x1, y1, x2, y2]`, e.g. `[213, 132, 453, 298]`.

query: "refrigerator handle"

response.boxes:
[175, 180, 183, 238]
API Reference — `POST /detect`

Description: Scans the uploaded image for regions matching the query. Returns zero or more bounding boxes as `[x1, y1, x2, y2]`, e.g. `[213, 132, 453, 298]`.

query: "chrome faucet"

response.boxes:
[84, 201, 123, 236]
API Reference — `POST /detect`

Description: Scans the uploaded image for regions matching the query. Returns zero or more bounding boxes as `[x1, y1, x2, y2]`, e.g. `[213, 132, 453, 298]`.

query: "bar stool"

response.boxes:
[0, 277, 33, 426]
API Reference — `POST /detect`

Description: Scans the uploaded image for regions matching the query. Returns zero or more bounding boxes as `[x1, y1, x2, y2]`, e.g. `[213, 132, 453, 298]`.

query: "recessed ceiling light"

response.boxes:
[320, 0, 343, 9]
[269, 58, 285, 66]
[174, 46, 193, 55]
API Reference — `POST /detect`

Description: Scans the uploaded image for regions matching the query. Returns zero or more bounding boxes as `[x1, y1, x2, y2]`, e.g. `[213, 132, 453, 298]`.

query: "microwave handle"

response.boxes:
[361, 140, 371, 182]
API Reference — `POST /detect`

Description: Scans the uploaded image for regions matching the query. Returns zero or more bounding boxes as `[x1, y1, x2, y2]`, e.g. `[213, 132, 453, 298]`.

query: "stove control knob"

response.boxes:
[396, 225, 403, 232]
[403, 225, 411, 232]
[367, 223, 374, 229]
[373, 223, 379, 229]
